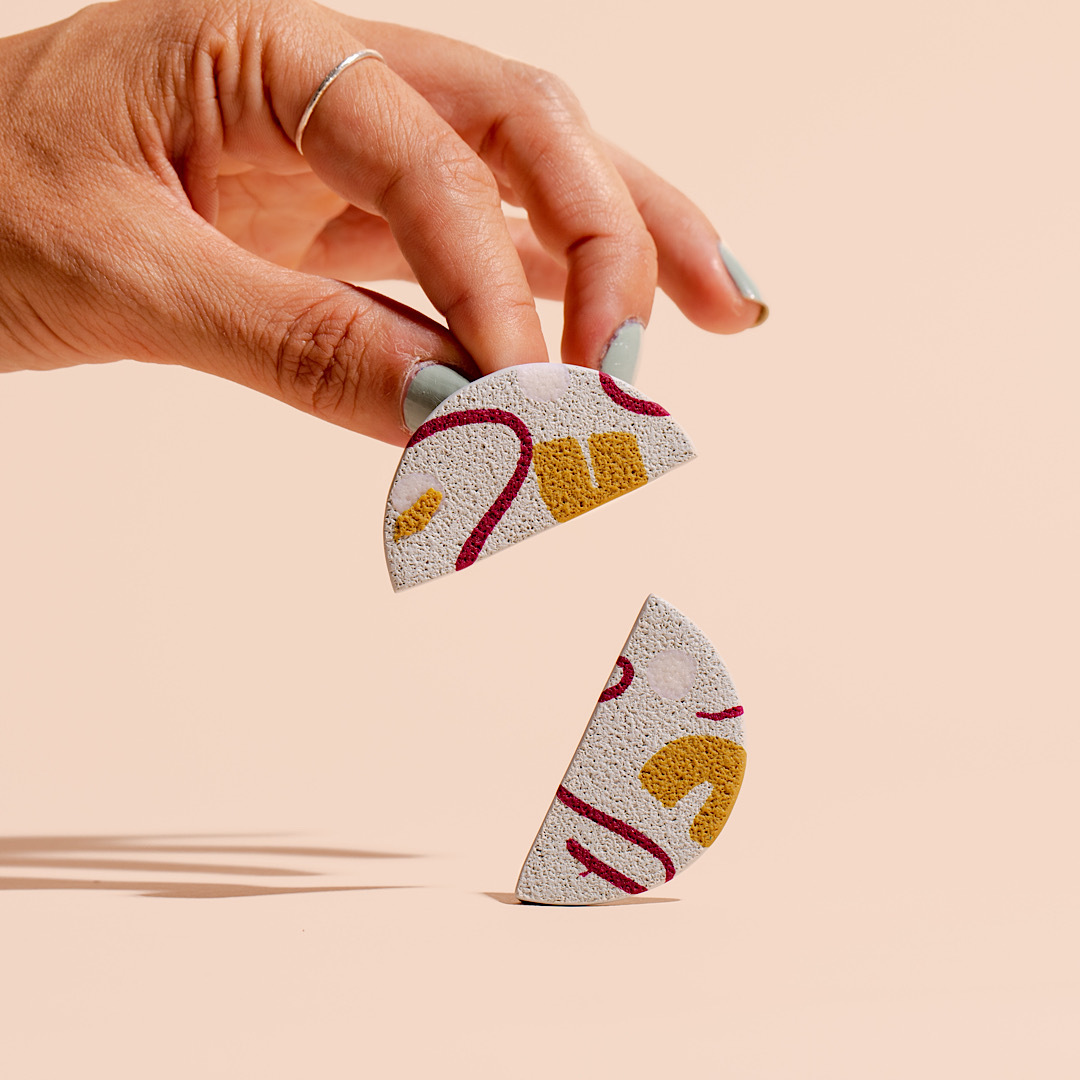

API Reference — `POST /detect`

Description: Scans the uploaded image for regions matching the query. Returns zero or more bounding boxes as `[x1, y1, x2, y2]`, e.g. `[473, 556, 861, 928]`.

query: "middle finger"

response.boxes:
[334, 19, 659, 370]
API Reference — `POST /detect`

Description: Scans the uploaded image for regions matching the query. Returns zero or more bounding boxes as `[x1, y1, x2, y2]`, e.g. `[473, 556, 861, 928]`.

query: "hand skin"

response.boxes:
[0, 0, 764, 446]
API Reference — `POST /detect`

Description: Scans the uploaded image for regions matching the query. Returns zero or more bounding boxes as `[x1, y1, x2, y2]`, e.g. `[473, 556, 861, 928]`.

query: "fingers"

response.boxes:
[501, 217, 569, 301]
[216, 170, 348, 270]
[602, 141, 768, 331]
[298, 207, 568, 300]
[112, 187, 476, 446]
[330, 19, 767, 354]
[200, 4, 764, 388]
[251, 13, 548, 374]
[337, 22, 659, 369]
[477, 62, 658, 369]
[300, 206, 413, 280]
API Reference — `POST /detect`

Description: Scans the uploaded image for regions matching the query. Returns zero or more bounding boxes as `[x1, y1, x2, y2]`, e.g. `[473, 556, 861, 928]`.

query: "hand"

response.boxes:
[0, 0, 766, 445]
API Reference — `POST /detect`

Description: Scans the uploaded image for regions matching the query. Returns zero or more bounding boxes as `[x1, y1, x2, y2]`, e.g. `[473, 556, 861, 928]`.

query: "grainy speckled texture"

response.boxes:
[384, 365, 695, 590]
[516, 596, 745, 905]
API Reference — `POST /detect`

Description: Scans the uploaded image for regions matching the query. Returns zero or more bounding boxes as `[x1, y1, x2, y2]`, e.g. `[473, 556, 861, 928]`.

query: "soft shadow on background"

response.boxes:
[0, 835, 421, 899]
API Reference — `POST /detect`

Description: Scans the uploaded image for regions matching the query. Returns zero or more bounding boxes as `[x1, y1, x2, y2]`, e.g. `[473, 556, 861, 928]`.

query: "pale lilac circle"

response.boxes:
[645, 649, 698, 700]
[515, 363, 570, 402]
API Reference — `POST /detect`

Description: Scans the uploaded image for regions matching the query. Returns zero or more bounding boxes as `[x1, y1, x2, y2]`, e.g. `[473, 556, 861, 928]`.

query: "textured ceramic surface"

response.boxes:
[516, 595, 745, 905]
[384, 365, 695, 590]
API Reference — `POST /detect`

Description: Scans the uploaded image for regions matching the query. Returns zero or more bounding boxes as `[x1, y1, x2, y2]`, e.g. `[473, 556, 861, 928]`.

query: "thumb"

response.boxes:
[120, 198, 476, 447]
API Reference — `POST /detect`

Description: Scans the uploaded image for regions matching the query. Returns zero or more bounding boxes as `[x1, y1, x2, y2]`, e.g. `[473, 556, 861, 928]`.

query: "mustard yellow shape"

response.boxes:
[533, 432, 648, 524]
[639, 735, 747, 847]
[393, 488, 443, 543]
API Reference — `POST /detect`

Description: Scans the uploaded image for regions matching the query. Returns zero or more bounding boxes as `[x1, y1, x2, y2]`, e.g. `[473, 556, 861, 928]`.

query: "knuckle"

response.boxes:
[431, 139, 500, 203]
[571, 225, 657, 288]
[377, 125, 498, 216]
[380, 131, 500, 220]
[274, 298, 370, 420]
[502, 60, 582, 119]
[631, 228, 659, 278]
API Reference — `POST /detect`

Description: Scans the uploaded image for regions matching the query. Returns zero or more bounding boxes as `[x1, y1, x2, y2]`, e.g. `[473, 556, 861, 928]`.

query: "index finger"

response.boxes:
[330, 21, 658, 370]
[258, 11, 548, 373]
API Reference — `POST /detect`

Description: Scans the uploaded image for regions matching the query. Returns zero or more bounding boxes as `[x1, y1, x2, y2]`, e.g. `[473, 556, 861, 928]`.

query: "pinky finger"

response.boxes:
[604, 141, 768, 332]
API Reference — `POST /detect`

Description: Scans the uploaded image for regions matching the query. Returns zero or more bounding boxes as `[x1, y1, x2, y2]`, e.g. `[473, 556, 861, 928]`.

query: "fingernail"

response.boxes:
[403, 362, 470, 432]
[599, 319, 644, 384]
[719, 241, 769, 326]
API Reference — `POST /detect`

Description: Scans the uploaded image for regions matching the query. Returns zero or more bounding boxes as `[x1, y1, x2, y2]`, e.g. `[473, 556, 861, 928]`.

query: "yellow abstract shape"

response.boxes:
[393, 488, 443, 543]
[639, 736, 747, 847]
[533, 432, 648, 523]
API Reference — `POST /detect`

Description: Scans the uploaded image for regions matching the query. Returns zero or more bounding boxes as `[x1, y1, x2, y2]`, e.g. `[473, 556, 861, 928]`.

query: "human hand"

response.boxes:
[0, 0, 766, 445]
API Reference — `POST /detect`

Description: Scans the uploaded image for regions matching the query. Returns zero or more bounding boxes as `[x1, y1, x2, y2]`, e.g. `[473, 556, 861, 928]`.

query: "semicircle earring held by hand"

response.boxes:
[382, 363, 695, 590]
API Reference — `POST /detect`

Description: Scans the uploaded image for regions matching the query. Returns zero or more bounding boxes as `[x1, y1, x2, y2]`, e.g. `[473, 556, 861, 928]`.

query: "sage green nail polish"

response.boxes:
[719, 241, 769, 326]
[403, 363, 470, 432]
[599, 320, 644, 384]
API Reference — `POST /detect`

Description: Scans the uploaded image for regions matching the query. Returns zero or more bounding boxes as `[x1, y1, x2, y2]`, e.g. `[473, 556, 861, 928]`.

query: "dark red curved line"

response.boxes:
[408, 408, 534, 571]
[598, 371, 670, 417]
[556, 785, 675, 882]
[565, 838, 646, 895]
[697, 706, 744, 721]
[598, 656, 635, 702]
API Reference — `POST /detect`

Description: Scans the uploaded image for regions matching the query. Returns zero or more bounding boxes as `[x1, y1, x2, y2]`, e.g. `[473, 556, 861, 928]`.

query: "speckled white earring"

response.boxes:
[384, 365, 695, 591]
[516, 596, 745, 905]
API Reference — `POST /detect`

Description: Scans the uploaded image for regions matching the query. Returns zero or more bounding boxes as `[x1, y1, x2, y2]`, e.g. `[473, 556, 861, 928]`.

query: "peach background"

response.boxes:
[1, 0, 1076, 1076]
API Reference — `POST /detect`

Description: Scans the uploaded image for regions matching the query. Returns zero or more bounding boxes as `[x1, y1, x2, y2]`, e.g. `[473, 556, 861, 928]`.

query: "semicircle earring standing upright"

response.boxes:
[516, 595, 746, 905]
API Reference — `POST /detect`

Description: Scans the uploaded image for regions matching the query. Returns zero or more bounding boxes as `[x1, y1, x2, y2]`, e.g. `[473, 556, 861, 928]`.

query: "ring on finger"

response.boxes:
[294, 49, 385, 156]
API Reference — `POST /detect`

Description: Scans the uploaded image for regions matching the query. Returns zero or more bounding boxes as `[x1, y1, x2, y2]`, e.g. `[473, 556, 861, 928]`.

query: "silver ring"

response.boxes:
[294, 49, 385, 156]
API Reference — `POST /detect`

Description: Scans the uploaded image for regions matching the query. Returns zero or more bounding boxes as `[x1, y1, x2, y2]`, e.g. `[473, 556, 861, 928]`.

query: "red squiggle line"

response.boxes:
[598, 656, 635, 702]
[556, 785, 675, 883]
[598, 372, 670, 417]
[408, 408, 534, 571]
[565, 838, 646, 895]
[697, 706, 744, 721]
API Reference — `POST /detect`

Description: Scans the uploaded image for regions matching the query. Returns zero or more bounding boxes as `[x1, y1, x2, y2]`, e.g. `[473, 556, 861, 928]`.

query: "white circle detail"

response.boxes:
[645, 649, 698, 700]
[515, 363, 570, 402]
[390, 472, 443, 512]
